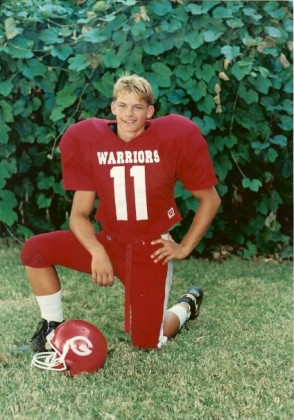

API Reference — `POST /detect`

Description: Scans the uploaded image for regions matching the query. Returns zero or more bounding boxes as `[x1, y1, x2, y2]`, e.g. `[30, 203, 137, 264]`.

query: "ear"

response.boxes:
[111, 101, 117, 116]
[147, 105, 155, 119]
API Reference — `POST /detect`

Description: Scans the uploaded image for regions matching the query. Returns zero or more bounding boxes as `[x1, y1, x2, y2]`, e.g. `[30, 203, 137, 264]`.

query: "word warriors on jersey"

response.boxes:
[97, 150, 160, 165]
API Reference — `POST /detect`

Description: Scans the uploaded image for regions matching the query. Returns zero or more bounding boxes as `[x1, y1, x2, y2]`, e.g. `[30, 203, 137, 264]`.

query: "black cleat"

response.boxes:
[30, 319, 64, 353]
[177, 286, 204, 320]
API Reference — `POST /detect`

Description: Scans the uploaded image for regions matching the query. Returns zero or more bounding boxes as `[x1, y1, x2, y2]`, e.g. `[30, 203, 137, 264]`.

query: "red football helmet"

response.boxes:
[31, 320, 107, 376]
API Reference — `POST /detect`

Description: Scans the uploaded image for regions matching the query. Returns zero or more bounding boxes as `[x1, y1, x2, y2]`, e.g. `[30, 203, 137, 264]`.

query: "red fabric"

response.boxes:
[59, 114, 217, 241]
[20, 231, 169, 349]
[22, 114, 217, 348]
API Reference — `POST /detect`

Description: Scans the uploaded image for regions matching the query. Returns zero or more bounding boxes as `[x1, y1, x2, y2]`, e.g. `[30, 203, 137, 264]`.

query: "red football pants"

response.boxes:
[20, 231, 173, 349]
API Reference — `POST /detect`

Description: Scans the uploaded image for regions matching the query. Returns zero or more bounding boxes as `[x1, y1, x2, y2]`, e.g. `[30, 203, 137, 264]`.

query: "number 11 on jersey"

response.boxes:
[110, 165, 148, 221]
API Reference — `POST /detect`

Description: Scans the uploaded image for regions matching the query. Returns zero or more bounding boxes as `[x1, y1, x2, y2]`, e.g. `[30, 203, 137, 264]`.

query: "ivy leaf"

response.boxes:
[242, 178, 262, 192]
[16, 225, 34, 240]
[225, 136, 238, 149]
[243, 241, 257, 259]
[185, 32, 204, 49]
[143, 40, 165, 56]
[278, 115, 292, 131]
[193, 115, 216, 136]
[39, 28, 64, 44]
[0, 190, 18, 226]
[50, 45, 73, 61]
[264, 2, 286, 19]
[238, 85, 259, 104]
[37, 193, 52, 209]
[0, 122, 11, 144]
[93, 72, 114, 98]
[68, 54, 91, 71]
[184, 4, 204, 15]
[92, 1, 110, 12]
[186, 196, 198, 212]
[83, 29, 108, 44]
[265, 26, 283, 38]
[212, 6, 233, 19]
[175, 65, 194, 82]
[0, 159, 17, 189]
[102, 49, 121, 68]
[18, 59, 47, 79]
[265, 148, 278, 163]
[56, 86, 77, 109]
[221, 45, 241, 60]
[231, 60, 253, 81]
[188, 80, 207, 102]
[243, 7, 262, 21]
[150, 1, 172, 16]
[5, 17, 23, 40]
[203, 29, 223, 43]
[197, 95, 215, 115]
[226, 18, 244, 29]
[258, 67, 270, 78]
[283, 79, 293, 94]
[0, 101, 13, 122]
[161, 18, 182, 33]
[214, 155, 233, 181]
[270, 135, 287, 147]
[4, 37, 34, 59]
[49, 107, 65, 122]
[37, 174, 56, 190]
[0, 80, 14, 96]
[174, 181, 185, 199]
[195, 64, 215, 83]
[254, 76, 272, 94]
[151, 62, 172, 87]
[167, 89, 187, 105]
[252, 141, 270, 152]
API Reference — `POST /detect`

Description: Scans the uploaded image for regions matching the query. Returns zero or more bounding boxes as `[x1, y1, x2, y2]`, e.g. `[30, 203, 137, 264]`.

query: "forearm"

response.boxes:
[69, 214, 104, 256]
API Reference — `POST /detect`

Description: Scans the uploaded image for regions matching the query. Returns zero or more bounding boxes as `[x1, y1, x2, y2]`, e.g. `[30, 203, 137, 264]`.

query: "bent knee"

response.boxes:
[20, 235, 49, 268]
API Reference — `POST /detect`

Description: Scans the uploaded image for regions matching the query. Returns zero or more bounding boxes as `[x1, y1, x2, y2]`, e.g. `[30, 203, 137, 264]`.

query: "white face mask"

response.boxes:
[31, 335, 94, 372]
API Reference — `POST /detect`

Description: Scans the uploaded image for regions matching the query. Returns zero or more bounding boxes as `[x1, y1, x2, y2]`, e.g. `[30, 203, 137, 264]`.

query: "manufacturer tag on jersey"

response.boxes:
[167, 207, 175, 219]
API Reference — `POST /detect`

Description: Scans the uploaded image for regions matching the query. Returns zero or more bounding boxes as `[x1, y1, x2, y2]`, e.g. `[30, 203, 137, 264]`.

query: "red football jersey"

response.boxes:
[59, 114, 217, 240]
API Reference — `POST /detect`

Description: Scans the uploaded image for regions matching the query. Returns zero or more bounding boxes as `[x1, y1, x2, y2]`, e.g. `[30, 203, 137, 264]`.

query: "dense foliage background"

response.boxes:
[0, 0, 292, 257]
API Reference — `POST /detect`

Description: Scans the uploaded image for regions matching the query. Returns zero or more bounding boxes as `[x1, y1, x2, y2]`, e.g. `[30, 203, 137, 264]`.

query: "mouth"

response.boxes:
[123, 120, 137, 124]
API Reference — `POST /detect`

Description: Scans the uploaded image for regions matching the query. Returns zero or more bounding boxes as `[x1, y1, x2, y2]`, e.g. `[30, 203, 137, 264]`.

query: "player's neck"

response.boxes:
[117, 126, 146, 143]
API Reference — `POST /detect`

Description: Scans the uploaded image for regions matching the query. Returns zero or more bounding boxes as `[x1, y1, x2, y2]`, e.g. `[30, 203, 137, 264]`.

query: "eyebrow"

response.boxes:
[117, 101, 144, 106]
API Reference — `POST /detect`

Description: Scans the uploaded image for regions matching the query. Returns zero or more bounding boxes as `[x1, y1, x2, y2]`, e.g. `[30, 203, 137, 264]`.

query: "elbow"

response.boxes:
[69, 211, 89, 233]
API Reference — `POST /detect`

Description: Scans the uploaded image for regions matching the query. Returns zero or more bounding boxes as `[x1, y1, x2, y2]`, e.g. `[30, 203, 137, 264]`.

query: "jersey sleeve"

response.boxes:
[175, 121, 218, 191]
[59, 125, 95, 191]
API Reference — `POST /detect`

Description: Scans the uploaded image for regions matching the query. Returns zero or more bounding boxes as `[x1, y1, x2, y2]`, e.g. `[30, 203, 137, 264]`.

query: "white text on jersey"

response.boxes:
[97, 150, 160, 165]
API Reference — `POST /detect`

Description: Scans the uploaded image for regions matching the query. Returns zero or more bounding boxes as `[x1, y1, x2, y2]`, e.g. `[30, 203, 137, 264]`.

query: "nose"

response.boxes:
[125, 106, 134, 117]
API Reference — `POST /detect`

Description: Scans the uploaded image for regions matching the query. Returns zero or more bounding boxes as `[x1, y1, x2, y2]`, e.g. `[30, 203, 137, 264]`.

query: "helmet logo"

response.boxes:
[68, 335, 93, 356]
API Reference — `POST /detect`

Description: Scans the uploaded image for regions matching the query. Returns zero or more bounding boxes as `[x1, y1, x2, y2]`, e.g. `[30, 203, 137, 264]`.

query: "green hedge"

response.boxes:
[0, 0, 292, 257]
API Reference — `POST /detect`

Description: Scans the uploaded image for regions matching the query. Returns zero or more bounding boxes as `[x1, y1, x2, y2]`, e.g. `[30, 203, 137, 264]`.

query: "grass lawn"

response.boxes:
[0, 244, 292, 419]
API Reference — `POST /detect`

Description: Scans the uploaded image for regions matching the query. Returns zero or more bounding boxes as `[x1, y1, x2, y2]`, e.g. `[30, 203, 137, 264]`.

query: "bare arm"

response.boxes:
[151, 187, 221, 264]
[69, 191, 114, 286]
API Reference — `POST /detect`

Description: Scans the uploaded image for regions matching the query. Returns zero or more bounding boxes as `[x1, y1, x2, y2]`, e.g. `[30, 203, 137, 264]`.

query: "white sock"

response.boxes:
[167, 303, 190, 329]
[35, 290, 64, 323]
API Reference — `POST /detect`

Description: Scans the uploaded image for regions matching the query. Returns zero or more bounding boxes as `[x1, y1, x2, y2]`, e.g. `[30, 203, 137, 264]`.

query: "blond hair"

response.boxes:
[113, 74, 154, 104]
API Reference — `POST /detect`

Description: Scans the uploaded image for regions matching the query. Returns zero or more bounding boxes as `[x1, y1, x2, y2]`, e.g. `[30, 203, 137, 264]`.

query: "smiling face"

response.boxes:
[111, 92, 154, 142]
